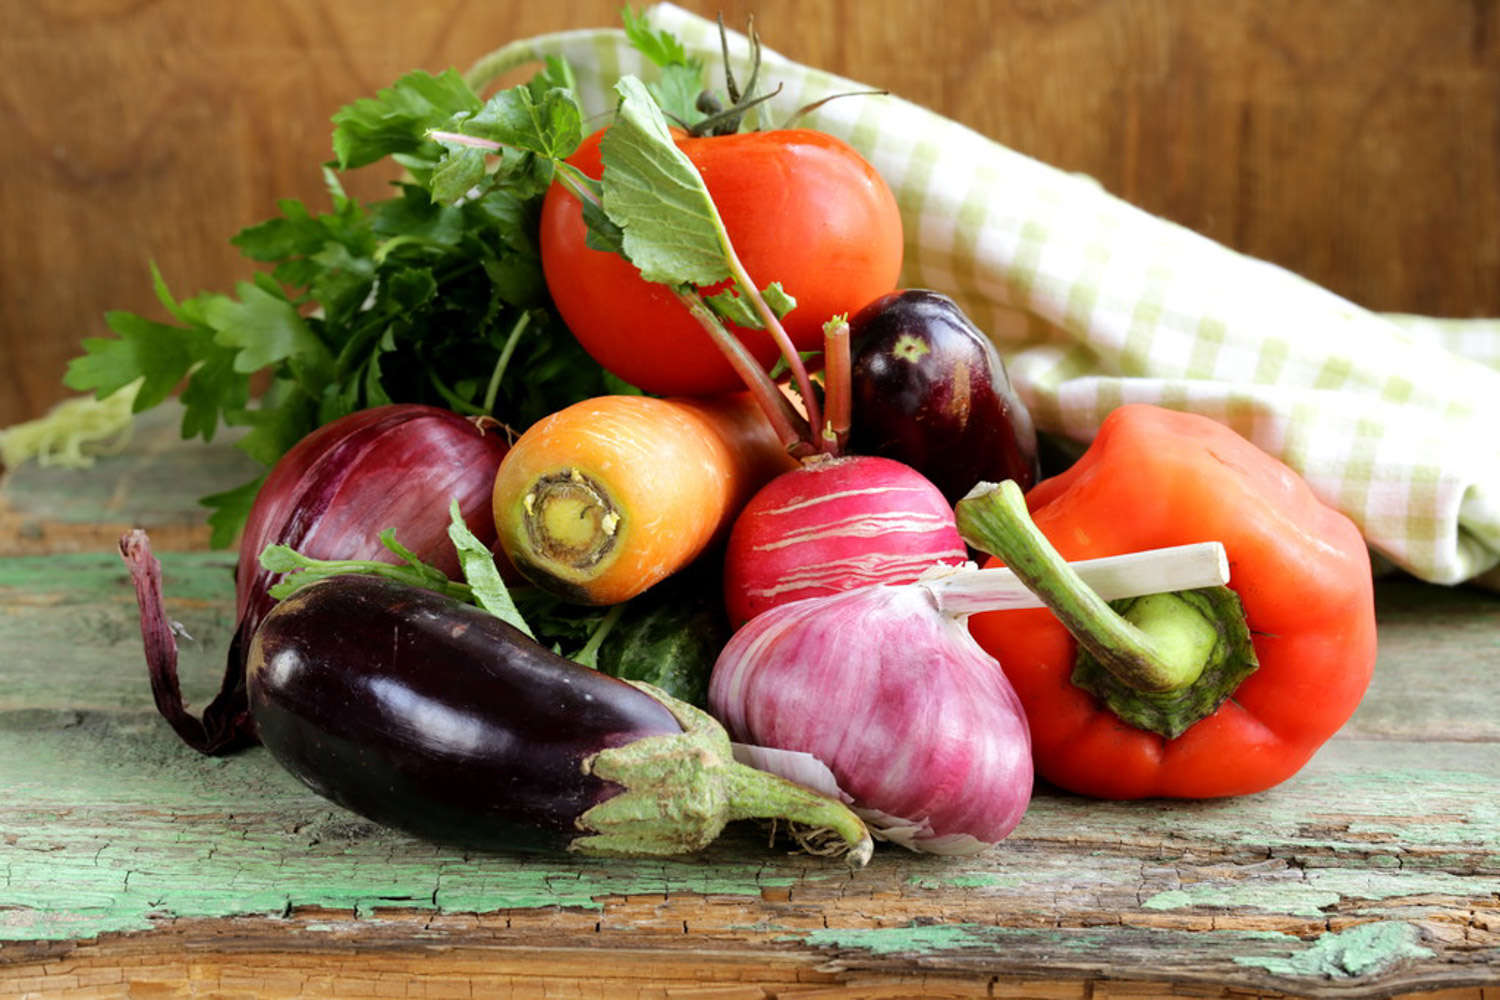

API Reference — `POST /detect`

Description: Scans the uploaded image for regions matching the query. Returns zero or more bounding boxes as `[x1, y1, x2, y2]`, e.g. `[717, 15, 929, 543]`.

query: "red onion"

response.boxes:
[721, 455, 967, 628]
[121, 404, 510, 755]
[709, 482, 1232, 855]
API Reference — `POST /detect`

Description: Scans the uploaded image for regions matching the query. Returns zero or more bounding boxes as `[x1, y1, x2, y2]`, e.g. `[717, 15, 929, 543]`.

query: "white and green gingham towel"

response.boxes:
[492, 5, 1500, 586]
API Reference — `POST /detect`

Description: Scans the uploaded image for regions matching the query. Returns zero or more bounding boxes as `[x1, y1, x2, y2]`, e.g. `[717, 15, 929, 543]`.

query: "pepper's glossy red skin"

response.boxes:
[540, 126, 904, 396]
[968, 404, 1378, 799]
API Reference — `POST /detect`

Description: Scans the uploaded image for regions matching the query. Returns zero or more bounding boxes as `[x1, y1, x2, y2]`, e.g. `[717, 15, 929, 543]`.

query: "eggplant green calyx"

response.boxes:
[953, 480, 1258, 739]
[577, 682, 874, 866]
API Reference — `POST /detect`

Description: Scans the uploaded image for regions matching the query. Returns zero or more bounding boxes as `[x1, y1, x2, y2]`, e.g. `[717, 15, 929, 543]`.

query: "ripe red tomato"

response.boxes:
[539, 126, 904, 396]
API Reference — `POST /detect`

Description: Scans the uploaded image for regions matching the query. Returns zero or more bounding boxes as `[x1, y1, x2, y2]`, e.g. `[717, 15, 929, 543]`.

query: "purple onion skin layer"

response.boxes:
[235, 404, 508, 643]
[129, 404, 509, 756]
[848, 289, 1039, 503]
[708, 582, 1033, 853]
[248, 573, 682, 853]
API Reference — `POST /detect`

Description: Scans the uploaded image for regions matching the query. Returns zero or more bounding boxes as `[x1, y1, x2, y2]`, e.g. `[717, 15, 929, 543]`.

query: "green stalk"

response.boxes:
[577, 683, 873, 865]
[482, 310, 532, 415]
[571, 603, 625, 669]
[953, 481, 1257, 738]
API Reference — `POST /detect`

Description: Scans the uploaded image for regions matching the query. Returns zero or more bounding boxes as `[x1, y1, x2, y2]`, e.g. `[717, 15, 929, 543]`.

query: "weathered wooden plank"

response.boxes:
[2, 697, 1496, 994]
[0, 407, 258, 557]
[3, 409, 1498, 998]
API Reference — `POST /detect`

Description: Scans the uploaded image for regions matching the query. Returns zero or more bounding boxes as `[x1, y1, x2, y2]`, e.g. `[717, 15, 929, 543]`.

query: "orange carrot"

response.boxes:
[491, 392, 797, 605]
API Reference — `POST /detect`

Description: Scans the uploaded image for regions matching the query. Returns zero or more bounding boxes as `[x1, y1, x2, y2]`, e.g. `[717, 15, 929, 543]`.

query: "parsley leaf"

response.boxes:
[621, 4, 708, 128]
[331, 69, 482, 171]
[65, 311, 202, 411]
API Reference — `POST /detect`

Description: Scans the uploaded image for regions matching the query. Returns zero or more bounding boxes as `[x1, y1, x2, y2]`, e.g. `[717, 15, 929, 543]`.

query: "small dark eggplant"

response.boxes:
[848, 290, 1040, 503]
[246, 573, 872, 861]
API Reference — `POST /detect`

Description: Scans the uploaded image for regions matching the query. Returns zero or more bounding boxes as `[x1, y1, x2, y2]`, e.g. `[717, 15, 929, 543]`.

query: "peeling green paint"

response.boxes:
[1143, 884, 1341, 917]
[0, 551, 238, 713]
[0, 714, 824, 943]
[792, 923, 1049, 954]
[1142, 868, 1500, 917]
[905, 872, 1020, 890]
[1233, 921, 1436, 979]
[0, 551, 237, 604]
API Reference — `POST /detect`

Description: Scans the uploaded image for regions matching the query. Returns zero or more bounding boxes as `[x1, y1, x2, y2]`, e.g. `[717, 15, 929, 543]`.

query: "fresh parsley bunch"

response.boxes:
[62, 10, 766, 548]
[64, 60, 627, 546]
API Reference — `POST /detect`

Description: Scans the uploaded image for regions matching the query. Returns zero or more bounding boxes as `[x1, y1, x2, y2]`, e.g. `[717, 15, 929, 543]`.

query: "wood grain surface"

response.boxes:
[3, 0, 1498, 429]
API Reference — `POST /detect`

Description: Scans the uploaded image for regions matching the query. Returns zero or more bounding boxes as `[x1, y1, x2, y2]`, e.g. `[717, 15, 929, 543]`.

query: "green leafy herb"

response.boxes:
[446, 499, 534, 638]
[331, 69, 483, 172]
[260, 529, 474, 603]
[620, 5, 708, 128]
[66, 65, 621, 547]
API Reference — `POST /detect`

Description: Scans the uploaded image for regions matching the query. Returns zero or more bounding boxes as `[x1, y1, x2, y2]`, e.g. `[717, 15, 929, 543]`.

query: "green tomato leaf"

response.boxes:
[599, 76, 730, 288]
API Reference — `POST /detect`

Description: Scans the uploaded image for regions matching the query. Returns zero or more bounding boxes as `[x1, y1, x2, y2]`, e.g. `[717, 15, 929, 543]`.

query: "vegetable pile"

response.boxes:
[100, 13, 1378, 864]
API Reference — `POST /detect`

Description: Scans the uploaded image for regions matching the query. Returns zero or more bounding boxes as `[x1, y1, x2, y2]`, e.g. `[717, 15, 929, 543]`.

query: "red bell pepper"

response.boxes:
[957, 404, 1377, 799]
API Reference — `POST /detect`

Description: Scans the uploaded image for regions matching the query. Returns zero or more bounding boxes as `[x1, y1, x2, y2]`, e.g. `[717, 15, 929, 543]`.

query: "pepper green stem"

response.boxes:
[955, 481, 1202, 691]
[576, 683, 874, 866]
[953, 481, 1257, 739]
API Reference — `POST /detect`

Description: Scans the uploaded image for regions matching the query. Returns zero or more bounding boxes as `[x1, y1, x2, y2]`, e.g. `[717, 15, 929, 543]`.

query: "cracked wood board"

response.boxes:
[2, 408, 1499, 998]
[2, 563, 1498, 997]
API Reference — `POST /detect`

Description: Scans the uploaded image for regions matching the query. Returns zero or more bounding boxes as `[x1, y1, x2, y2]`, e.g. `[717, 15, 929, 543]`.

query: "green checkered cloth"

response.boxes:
[474, 3, 1500, 588]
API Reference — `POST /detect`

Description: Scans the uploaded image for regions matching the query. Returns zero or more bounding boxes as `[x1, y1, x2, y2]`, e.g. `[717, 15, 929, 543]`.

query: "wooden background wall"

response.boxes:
[4, 0, 1497, 429]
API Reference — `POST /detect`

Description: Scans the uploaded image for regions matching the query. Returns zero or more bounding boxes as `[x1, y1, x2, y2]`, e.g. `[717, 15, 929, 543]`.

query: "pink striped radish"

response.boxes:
[722, 455, 966, 627]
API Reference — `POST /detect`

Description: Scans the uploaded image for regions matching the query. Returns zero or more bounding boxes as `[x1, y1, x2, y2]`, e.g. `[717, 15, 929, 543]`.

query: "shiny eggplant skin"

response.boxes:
[246, 573, 682, 853]
[848, 290, 1040, 502]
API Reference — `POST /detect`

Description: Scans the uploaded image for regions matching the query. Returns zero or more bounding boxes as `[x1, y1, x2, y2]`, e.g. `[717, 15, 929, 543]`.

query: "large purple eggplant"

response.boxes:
[848, 290, 1039, 503]
[246, 573, 872, 861]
